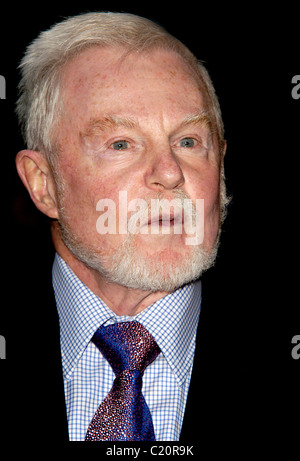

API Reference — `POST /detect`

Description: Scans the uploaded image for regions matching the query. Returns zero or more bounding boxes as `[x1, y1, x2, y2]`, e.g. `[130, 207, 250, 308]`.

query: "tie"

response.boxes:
[85, 321, 161, 441]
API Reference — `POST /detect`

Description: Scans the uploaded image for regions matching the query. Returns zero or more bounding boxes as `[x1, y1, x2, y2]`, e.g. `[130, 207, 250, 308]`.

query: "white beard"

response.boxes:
[59, 222, 220, 292]
[57, 176, 230, 293]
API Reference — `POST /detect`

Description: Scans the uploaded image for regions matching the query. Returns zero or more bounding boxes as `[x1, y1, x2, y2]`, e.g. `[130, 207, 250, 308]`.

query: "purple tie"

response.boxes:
[85, 321, 161, 441]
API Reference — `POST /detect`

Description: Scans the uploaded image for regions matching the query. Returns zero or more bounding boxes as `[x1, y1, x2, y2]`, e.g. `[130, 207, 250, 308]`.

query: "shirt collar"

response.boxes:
[137, 281, 201, 386]
[53, 253, 201, 385]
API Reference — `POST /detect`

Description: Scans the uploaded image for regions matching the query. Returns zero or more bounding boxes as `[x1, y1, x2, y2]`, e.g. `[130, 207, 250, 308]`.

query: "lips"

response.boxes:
[126, 195, 188, 235]
[147, 212, 181, 227]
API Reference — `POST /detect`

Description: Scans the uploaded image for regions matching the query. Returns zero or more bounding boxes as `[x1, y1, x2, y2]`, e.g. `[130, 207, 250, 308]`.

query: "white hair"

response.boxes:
[16, 11, 225, 162]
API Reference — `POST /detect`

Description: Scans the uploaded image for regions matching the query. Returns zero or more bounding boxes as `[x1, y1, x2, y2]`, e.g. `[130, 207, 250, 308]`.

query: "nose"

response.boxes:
[145, 146, 185, 192]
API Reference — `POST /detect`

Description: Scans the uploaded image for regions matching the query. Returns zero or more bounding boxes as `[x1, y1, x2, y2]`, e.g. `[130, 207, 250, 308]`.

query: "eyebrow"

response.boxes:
[80, 115, 138, 139]
[180, 111, 212, 128]
[80, 110, 212, 139]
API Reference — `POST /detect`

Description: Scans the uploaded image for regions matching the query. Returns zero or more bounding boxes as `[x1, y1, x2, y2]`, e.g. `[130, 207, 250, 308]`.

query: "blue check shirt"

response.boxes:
[52, 253, 201, 441]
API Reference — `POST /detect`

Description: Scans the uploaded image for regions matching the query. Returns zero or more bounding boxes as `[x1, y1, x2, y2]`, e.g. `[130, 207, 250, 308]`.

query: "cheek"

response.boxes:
[203, 172, 222, 247]
[187, 164, 220, 209]
[187, 165, 221, 247]
[59, 163, 130, 242]
[60, 155, 116, 207]
[204, 173, 221, 214]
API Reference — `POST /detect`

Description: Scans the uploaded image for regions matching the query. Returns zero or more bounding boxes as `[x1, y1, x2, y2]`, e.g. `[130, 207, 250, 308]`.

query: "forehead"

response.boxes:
[61, 46, 205, 125]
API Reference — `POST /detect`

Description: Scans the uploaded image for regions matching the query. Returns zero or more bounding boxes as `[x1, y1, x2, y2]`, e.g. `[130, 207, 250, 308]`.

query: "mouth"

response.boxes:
[126, 195, 188, 236]
[149, 213, 179, 226]
[144, 212, 183, 233]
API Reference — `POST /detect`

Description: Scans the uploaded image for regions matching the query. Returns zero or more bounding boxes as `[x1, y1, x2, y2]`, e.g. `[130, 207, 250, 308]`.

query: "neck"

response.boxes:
[51, 222, 170, 316]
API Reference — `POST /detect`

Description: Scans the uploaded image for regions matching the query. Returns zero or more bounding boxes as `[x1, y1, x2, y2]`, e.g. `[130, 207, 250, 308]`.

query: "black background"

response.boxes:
[1, 2, 299, 454]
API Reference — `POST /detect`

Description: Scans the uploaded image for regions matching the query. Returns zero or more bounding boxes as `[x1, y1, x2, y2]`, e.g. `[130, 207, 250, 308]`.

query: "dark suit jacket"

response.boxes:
[2, 252, 244, 448]
[3, 236, 293, 452]
[3, 246, 214, 445]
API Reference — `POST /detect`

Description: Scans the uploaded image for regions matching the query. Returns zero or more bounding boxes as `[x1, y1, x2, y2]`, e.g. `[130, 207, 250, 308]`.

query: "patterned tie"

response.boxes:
[85, 321, 161, 441]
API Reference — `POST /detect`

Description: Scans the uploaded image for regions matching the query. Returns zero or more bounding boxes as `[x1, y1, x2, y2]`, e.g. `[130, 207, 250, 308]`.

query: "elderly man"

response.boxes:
[15, 12, 228, 442]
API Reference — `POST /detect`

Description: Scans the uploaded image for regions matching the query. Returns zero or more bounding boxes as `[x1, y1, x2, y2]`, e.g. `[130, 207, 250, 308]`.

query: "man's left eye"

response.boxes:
[179, 138, 196, 148]
[112, 140, 129, 150]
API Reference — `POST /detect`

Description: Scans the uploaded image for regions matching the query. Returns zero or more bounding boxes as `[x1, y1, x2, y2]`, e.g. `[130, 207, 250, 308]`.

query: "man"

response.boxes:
[15, 11, 229, 442]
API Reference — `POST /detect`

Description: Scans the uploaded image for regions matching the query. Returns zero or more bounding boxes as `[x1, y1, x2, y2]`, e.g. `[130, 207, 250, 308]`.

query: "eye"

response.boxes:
[179, 138, 196, 148]
[112, 140, 129, 150]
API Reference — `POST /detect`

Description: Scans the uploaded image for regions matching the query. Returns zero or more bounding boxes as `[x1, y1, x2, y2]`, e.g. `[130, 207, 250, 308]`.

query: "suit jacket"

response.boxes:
[3, 248, 239, 447]
[3, 237, 286, 450]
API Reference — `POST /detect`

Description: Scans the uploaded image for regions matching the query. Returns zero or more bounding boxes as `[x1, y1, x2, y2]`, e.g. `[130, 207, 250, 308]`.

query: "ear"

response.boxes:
[15, 150, 59, 219]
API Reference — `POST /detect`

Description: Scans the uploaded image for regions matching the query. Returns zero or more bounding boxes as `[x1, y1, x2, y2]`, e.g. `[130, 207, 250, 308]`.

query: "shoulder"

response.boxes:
[5, 226, 68, 443]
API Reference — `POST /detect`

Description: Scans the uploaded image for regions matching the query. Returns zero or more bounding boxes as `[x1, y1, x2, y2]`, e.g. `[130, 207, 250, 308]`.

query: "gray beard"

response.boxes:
[56, 175, 229, 292]
[58, 217, 220, 292]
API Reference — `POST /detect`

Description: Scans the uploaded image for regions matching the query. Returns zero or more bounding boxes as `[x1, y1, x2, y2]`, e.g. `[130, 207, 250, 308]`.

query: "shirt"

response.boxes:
[52, 253, 201, 441]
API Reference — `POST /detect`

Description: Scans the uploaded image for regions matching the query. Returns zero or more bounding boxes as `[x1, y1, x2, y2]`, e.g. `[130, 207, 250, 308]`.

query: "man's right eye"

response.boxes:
[111, 140, 129, 150]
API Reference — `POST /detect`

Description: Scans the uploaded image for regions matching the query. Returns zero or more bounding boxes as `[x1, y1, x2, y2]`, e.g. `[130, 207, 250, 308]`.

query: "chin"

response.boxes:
[106, 239, 218, 292]
[60, 218, 219, 292]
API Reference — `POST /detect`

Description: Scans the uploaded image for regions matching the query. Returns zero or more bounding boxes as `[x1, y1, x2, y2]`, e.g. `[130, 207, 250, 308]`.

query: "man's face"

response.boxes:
[54, 47, 222, 291]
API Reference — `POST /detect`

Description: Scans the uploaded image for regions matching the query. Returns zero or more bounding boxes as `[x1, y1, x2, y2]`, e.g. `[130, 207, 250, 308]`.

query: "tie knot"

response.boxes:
[92, 321, 160, 376]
